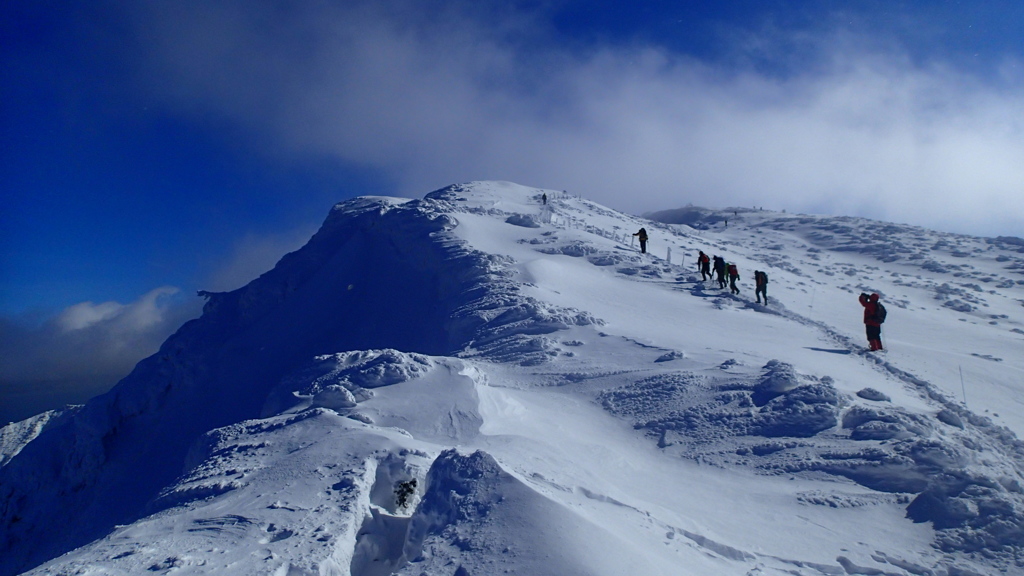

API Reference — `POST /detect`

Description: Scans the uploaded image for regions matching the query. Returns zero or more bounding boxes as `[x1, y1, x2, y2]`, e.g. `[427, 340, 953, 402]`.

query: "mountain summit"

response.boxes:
[2, 181, 1023, 575]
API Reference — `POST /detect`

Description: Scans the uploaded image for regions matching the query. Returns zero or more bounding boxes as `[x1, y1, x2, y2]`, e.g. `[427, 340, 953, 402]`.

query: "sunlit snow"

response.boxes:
[2, 181, 1022, 575]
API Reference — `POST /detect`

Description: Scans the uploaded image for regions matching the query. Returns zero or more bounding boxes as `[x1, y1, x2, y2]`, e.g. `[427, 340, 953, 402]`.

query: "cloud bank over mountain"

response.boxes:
[0, 223, 317, 424]
[0, 287, 201, 424]
[132, 0, 1024, 236]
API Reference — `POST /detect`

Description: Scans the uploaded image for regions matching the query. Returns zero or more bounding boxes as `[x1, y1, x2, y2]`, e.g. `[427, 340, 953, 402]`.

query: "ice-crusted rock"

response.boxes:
[748, 362, 841, 438]
[943, 299, 975, 313]
[655, 350, 685, 363]
[537, 241, 599, 258]
[261, 349, 434, 416]
[505, 213, 540, 228]
[588, 253, 629, 266]
[750, 360, 803, 406]
[937, 409, 966, 429]
[813, 435, 976, 495]
[856, 388, 891, 402]
[644, 206, 730, 228]
[814, 449, 931, 493]
[408, 450, 504, 534]
[907, 472, 1024, 560]
[754, 381, 841, 438]
[842, 406, 928, 441]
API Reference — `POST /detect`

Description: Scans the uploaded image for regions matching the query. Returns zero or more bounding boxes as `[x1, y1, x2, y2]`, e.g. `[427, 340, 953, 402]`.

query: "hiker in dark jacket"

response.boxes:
[755, 270, 768, 304]
[698, 251, 711, 281]
[728, 263, 740, 294]
[859, 293, 884, 351]
[633, 228, 648, 253]
[713, 256, 727, 288]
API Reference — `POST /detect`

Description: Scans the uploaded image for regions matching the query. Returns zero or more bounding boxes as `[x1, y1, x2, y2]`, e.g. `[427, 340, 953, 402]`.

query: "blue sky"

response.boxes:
[2, 0, 1023, 421]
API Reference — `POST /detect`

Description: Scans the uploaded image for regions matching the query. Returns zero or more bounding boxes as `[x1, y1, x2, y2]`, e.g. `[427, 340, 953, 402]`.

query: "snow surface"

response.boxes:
[2, 181, 1023, 576]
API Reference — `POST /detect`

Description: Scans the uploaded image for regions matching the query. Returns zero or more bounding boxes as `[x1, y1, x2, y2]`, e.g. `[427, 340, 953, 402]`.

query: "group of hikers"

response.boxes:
[696, 250, 769, 304]
[631, 228, 886, 351]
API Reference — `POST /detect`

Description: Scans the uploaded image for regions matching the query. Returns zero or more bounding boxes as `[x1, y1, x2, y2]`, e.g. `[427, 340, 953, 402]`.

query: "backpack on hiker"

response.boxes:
[874, 302, 887, 324]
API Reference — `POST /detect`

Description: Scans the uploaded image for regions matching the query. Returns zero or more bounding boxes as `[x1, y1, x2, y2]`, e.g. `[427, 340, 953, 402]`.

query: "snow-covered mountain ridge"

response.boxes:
[1, 181, 1022, 575]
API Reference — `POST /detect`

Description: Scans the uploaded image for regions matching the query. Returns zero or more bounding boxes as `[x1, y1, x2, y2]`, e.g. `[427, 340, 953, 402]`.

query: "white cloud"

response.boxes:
[0, 287, 202, 423]
[57, 301, 123, 332]
[56, 287, 180, 333]
[131, 0, 1024, 236]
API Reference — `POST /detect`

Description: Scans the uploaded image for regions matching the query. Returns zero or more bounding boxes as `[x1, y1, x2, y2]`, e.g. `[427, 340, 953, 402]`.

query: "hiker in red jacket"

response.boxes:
[859, 293, 884, 351]
[697, 251, 711, 281]
[727, 263, 740, 294]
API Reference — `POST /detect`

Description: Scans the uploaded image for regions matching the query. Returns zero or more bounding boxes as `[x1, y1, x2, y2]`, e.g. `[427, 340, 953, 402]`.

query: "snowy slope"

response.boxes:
[1, 181, 1022, 576]
[646, 204, 1024, 437]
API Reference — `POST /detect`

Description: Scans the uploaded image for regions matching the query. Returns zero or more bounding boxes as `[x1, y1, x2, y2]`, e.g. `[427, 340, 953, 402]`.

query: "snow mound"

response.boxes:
[857, 387, 892, 402]
[907, 471, 1024, 556]
[505, 213, 540, 228]
[602, 361, 843, 442]
[358, 449, 664, 576]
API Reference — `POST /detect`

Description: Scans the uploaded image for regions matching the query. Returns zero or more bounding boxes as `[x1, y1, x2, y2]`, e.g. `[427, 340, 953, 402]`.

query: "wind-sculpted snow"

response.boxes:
[536, 239, 602, 258]
[600, 359, 1024, 565]
[907, 472, 1024, 556]
[601, 361, 844, 443]
[152, 409, 327, 512]
[261, 350, 434, 416]
[456, 298, 601, 367]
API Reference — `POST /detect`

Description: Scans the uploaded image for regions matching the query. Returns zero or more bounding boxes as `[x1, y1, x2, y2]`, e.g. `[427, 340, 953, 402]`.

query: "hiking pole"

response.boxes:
[959, 366, 968, 408]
